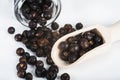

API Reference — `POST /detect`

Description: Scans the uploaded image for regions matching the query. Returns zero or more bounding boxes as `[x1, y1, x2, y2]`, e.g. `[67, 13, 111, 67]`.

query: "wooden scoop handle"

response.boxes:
[109, 21, 120, 43]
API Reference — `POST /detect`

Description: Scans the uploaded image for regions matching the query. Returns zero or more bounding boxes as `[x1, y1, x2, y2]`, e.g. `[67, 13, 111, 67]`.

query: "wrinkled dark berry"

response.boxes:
[22, 30, 28, 37]
[35, 67, 47, 77]
[52, 32, 60, 38]
[43, 45, 51, 56]
[23, 52, 30, 59]
[21, 2, 30, 14]
[29, 20, 37, 29]
[29, 3, 38, 11]
[16, 48, 25, 56]
[84, 31, 95, 40]
[68, 53, 78, 63]
[48, 65, 59, 73]
[22, 37, 28, 44]
[17, 70, 26, 78]
[46, 71, 57, 80]
[64, 24, 72, 30]
[19, 56, 27, 63]
[17, 62, 27, 71]
[25, 72, 33, 80]
[38, 17, 47, 26]
[28, 56, 37, 65]
[37, 38, 49, 47]
[75, 23, 83, 30]
[15, 34, 22, 41]
[42, 5, 49, 12]
[43, 12, 52, 20]
[80, 38, 90, 49]
[36, 48, 45, 57]
[8, 27, 15, 34]
[94, 35, 103, 45]
[35, 60, 44, 68]
[51, 22, 59, 30]
[30, 11, 39, 19]
[25, 42, 31, 49]
[61, 73, 70, 80]
[67, 36, 77, 43]
[60, 51, 69, 61]
[69, 44, 79, 53]
[46, 57, 54, 65]
[59, 28, 67, 35]
[30, 43, 38, 52]
[58, 41, 69, 51]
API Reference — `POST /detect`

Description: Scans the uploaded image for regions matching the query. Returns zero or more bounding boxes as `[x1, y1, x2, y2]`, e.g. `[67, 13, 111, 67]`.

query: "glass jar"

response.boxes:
[14, 0, 61, 27]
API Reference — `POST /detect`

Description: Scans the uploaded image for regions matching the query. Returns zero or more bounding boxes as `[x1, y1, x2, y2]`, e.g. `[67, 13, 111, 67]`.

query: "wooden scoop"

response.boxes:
[51, 21, 120, 68]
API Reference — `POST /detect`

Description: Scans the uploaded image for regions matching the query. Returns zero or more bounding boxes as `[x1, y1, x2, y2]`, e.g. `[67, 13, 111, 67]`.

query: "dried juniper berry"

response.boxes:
[22, 37, 28, 44]
[16, 62, 27, 71]
[8, 27, 15, 34]
[16, 48, 25, 56]
[36, 48, 45, 57]
[60, 51, 69, 61]
[93, 35, 103, 45]
[80, 38, 90, 49]
[66, 36, 77, 44]
[48, 65, 59, 73]
[43, 12, 52, 20]
[35, 60, 44, 68]
[17, 70, 26, 78]
[30, 43, 38, 52]
[37, 38, 49, 47]
[21, 2, 31, 14]
[69, 44, 79, 53]
[84, 31, 95, 40]
[19, 56, 27, 63]
[29, 3, 39, 11]
[23, 52, 30, 59]
[68, 53, 79, 63]
[46, 71, 57, 80]
[35, 67, 47, 77]
[46, 56, 54, 65]
[38, 17, 47, 26]
[51, 22, 59, 30]
[61, 73, 70, 80]
[25, 72, 33, 80]
[59, 28, 67, 35]
[15, 34, 22, 41]
[75, 22, 83, 30]
[58, 41, 69, 51]
[22, 30, 28, 38]
[29, 20, 37, 29]
[27, 56, 37, 65]
[64, 24, 72, 31]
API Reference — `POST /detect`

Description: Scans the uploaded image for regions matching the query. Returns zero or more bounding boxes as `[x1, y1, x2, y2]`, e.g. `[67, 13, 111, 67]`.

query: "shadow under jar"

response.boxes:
[14, 0, 61, 27]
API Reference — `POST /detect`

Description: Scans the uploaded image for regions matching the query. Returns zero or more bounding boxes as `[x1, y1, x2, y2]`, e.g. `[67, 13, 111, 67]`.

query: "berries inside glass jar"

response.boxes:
[21, 0, 53, 27]
[58, 29, 104, 64]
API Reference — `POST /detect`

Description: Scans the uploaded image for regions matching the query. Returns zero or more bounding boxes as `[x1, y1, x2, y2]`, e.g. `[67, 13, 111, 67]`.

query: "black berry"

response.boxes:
[16, 48, 25, 56]
[61, 73, 70, 80]
[28, 56, 37, 65]
[8, 27, 15, 34]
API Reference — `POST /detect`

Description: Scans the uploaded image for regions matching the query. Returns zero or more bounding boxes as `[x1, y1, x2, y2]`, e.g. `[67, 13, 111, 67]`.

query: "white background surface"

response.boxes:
[0, 0, 120, 80]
